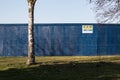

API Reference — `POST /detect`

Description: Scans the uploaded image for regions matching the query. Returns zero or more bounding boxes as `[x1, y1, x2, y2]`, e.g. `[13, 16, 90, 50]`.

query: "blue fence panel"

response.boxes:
[0, 24, 28, 56]
[34, 24, 97, 56]
[0, 24, 120, 56]
[80, 24, 97, 56]
[106, 24, 120, 55]
[97, 24, 108, 55]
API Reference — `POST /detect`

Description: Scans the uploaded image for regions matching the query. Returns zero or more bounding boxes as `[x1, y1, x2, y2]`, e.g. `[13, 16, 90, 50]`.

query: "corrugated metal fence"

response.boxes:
[0, 24, 120, 56]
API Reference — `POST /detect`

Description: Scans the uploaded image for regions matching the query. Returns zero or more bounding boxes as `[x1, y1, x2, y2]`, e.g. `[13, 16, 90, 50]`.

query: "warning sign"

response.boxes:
[82, 25, 93, 33]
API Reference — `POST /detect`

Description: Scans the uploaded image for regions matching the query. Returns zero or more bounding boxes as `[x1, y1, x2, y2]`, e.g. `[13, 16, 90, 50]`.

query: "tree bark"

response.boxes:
[26, 0, 36, 65]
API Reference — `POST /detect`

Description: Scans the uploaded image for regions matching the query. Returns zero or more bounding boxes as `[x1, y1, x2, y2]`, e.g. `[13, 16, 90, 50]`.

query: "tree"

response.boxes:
[91, 0, 120, 23]
[26, 0, 36, 65]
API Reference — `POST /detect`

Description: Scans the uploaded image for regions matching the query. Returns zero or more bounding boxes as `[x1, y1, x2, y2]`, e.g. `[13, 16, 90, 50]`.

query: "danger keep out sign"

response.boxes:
[82, 25, 93, 34]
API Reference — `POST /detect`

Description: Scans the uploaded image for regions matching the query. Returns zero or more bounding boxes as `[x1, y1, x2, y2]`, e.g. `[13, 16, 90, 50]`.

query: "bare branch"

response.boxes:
[91, 0, 120, 23]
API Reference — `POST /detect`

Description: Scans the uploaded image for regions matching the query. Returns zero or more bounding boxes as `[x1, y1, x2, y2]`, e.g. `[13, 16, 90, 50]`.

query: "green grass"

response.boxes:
[0, 56, 120, 80]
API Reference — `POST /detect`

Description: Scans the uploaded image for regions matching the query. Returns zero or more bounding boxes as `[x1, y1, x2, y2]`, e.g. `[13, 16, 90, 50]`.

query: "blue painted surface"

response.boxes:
[97, 24, 120, 55]
[0, 24, 28, 56]
[0, 24, 120, 56]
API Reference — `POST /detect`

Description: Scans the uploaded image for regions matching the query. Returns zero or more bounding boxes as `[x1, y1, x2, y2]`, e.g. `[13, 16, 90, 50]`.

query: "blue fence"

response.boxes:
[97, 24, 120, 55]
[0, 24, 120, 56]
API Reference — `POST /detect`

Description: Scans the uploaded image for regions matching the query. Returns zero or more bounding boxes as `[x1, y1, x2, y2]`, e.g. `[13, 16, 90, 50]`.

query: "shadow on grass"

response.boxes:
[0, 62, 120, 80]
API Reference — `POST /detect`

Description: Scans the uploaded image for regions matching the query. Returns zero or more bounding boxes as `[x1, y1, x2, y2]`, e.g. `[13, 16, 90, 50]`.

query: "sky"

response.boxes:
[0, 0, 97, 23]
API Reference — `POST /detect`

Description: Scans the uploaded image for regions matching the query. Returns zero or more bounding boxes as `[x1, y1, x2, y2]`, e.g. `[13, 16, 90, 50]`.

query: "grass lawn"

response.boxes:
[0, 56, 120, 80]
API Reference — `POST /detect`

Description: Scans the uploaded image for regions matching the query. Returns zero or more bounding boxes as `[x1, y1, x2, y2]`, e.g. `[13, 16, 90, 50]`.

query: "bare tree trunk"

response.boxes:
[26, 0, 36, 65]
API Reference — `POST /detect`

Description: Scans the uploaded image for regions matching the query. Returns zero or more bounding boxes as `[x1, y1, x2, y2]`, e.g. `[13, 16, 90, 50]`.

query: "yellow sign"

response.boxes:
[82, 25, 93, 33]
